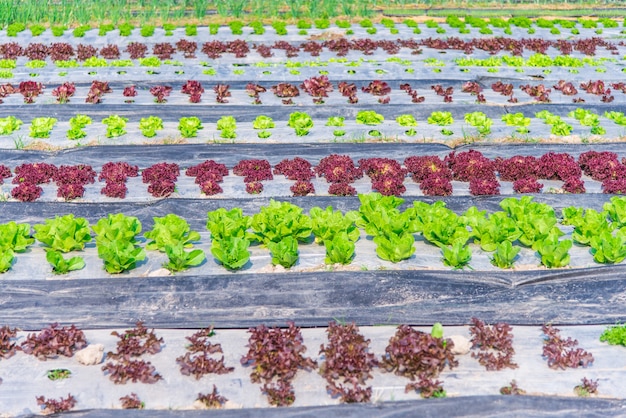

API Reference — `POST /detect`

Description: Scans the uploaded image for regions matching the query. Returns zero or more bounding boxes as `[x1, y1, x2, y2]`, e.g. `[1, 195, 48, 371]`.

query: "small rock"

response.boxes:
[448, 335, 471, 355]
[75, 344, 104, 365]
[148, 268, 172, 277]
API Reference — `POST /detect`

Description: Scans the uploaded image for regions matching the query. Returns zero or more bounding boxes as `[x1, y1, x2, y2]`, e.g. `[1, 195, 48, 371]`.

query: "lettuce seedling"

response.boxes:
[310, 206, 359, 244]
[34, 214, 92, 252]
[491, 241, 520, 269]
[102, 114, 128, 138]
[144, 213, 201, 251]
[427, 111, 453, 126]
[163, 242, 205, 272]
[67, 114, 92, 140]
[464, 111, 493, 135]
[374, 232, 415, 263]
[46, 250, 85, 274]
[211, 236, 250, 270]
[0, 221, 34, 253]
[537, 236, 572, 268]
[324, 232, 356, 265]
[29, 116, 57, 138]
[178, 116, 203, 138]
[442, 241, 471, 269]
[287, 111, 314, 136]
[590, 230, 626, 264]
[216, 115, 237, 139]
[139, 115, 163, 138]
[571, 209, 613, 246]
[92, 213, 142, 244]
[603, 196, 626, 228]
[252, 115, 275, 130]
[600, 323, 626, 346]
[0, 115, 22, 135]
[501, 113, 530, 133]
[206, 208, 251, 241]
[356, 110, 384, 125]
[250, 200, 312, 244]
[472, 212, 521, 252]
[396, 114, 417, 127]
[97, 239, 146, 274]
[268, 236, 299, 268]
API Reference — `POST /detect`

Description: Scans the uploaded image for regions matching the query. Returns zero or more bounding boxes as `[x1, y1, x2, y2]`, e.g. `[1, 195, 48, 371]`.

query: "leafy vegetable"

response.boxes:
[163, 242, 205, 272]
[356, 110, 384, 125]
[0, 221, 34, 253]
[590, 230, 626, 264]
[441, 241, 471, 269]
[216, 115, 237, 139]
[139, 116, 163, 138]
[67, 114, 92, 140]
[250, 200, 312, 244]
[46, 249, 85, 274]
[178, 116, 203, 138]
[396, 114, 417, 127]
[268, 236, 299, 268]
[501, 113, 530, 133]
[252, 115, 275, 130]
[287, 112, 314, 136]
[0, 116, 22, 135]
[34, 214, 92, 252]
[600, 323, 626, 346]
[374, 232, 415, 263]
[325, 116, 345, 127]
[144, 214, 200, 251]
[490, 241, 520, 269]
[464, 111, 493, 135]
[537, 236, 572, 268]
[102, 114, 128, 138]
[427, 111, 453, 126]
[211, 236, 250, 270]
[96, 238, 146, 274]
[324, 232, 356, 265]
[29, 117, 57, 138]
[310, 206, 359, 244]
[206, 208, 251, 241]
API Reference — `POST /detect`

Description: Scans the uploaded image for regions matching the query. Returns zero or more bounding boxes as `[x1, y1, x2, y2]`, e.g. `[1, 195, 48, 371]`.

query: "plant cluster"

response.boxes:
[310, 206, 359, 265]
[338, 81, 358, 103]
[362, 80, 391, 104]
[11, 162, 57, 202]
[300, 75, 333, 104]
[233, 159, 272, 193]
[144, 213, 205, 272]
[149, 85, 172, 103]
[186, 159, 228, 196]
[181, 80, 204, 103]
[36, 394, 77, 414]
[176, 326, 234, 379]
[469, 318, 517, 370]
[18, 80, 43, 103]
[67, 114, 92, 140]
[196, 385, 229, 409]
[541, 324, 594, 369]
[599, 323, 626, 346]
[142, 162, 180, 198]
[0, 221, 34, 272]
[574, 377, 599, 397]
[178, 116, 203, 138]
[34, 213, 91, 273]
[274, 157, 315, 196]
[0, 325, 19, 358]
[207, 207, 252, 270]
[102, 322, 163, 384]
[120, 393, 144, 409]
[99, 162, 138, 199]
[319, 322, 378, 402]
[21, 323, 87, 360]
[51, 81, 75, 104]
[85, 80, 111, 104]
[93, 213, 145, 274]
[216, 115, 237, 139]
[29, 116, 57, 139]
[246, 83, 266, 105]
[381, 324, 457, 398]
[360, 157, 406, 196]
[271, 82, 299, 105]
[240, 322, 317, 406]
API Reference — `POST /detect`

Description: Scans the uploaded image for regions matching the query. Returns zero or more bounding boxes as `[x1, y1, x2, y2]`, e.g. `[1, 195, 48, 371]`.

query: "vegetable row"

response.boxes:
[5, 317, 620, 413]
[3, 109, 626, 148]
[2, 149, 626, 202]
[0, 36, 621, 65]
[2, 17, 625, 41]
[4, 194, 626, 274]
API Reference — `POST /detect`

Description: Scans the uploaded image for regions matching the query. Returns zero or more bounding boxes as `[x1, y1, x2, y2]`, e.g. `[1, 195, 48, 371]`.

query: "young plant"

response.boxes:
[163, 242, 206, 272]
[92, 214, 145, 274]
[178, 116, 203, 138]
[323, 232, 356, 265]
[469, 318, 517, 370]
[427, 111, 454, 135]
[253, 115, 274, 139]
[319, 322, 378, 403]
[210, 236, 251, 270]
[288, 112, 314, 136]
[29, 117, 57, 138]
[21, 323, 87, 359]
[216, 115, 237, 139]
[356, 110, 384, 126]
[267, 236, 299, 268]
[144, 214, 200, 251]
[542, 324, 593, 369]
[0, 116, 22, 135]
[34, 214, 92, 252]
[177, 327, 234, 379]
[491, 241, 520, 269]
[600, 323, 626, 346]
[501, 113, 531, 134]
[537, 236, 572, 268]
[36, 394, 77, 414]
[102, 115, 128, 138]
[574, 377, 599, 397]
[441, 241, 472, 269]
[46, 250, 85, 275]
[240, 322, 317, 406]
[139, 116, 163, 138]
[464, 111, 493, 135]
[67, 114, 92, 140]
[250, 200, 312, 244]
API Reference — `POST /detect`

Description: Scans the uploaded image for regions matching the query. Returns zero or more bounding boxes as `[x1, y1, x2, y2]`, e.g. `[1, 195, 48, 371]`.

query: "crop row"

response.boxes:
[4, 319, 618, 414]
[2, 17, 625, 40]
[3, 194, 626, 275]
[0, 36, 621, 63]
[3, 109, 626, 148]
[3, 149, 626, 201]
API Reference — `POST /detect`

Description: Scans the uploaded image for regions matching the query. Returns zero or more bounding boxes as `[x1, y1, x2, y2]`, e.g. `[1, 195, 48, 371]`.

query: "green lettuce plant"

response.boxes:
[178, 116, 203, 138]
[139, 116, 163, 138]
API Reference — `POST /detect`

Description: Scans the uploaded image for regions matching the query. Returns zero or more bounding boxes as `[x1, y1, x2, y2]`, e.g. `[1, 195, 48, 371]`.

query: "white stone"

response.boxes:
[75, 344, 104, 365]
[448, 335, 471, 355]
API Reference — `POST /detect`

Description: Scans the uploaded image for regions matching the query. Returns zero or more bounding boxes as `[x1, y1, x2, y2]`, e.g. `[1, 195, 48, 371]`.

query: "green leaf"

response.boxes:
[0, 115, 22, 135]
[97, 239, 145, 274]
[356, 110, 384, 125]
[34, 214, 92, 252]
[288, 112, 314, 136]
[211, 236, 250, 270]
[178, 116, 203, 138]
[250, 200, 312, 244]
[537, 237, 572, 268]
[207, 207, 251, 241]
[144, 214, 200, 252]
[253, 115, 275, 130]
[324, 232, 356, 265]
[93, 213, 142, 244]
[427, 111, 453, 126]
[431, 323, 444, 339]
[268, 236, 299, 268]
[0, 249, 15, 273]
[374, 232, 415, 262]
[29, 117, 57, 138]
[139, 115, 163, 138]
[311, 206, 360, 244]
[164, 242, 205, 272]
[590, 230, 626, 264]
[396, 114, 417, 127]
[0, 221, 34, 252]
[442, 241, 472, 269]
[46, 249, 85, 274]
[600, 323, 626, 346]
[490, 241, 520, 269]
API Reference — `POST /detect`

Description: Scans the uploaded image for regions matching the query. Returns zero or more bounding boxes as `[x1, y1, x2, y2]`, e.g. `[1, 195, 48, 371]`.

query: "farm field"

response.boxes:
[2, 2, 626, 416]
